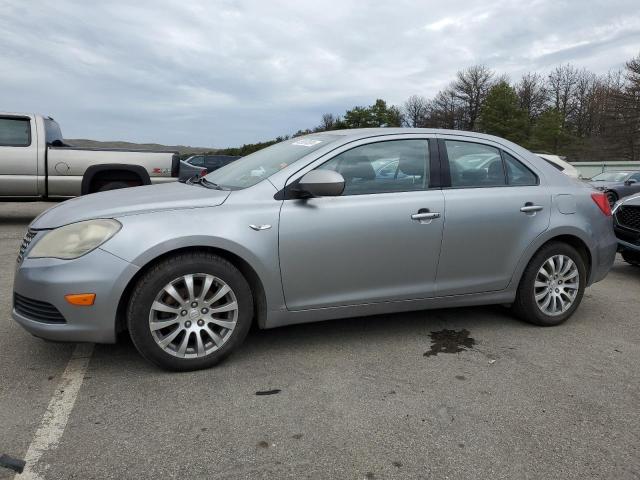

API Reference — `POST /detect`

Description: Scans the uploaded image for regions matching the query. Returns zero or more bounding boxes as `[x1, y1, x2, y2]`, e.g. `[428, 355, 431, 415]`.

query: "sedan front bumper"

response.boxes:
[12, 248, 139, 343]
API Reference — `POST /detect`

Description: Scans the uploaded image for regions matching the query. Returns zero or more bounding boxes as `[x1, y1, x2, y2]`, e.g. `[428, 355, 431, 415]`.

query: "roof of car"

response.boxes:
[311, 128, 532, 158]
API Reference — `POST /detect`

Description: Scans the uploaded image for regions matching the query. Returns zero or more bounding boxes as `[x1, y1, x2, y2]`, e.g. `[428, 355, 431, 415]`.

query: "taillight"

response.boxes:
[201, 168, 208, 175]
[591, 192, 612, 216]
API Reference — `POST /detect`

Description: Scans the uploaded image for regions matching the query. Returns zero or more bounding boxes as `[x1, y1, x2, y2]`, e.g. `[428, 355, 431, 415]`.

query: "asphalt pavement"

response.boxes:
[1, 201, 639, 479]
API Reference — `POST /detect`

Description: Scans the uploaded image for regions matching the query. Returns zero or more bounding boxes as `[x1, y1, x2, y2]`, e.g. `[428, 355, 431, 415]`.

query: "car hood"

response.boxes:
[617, 193, 640, 207]
[588, 181, 622, 190]
[31, 182, 230, 229]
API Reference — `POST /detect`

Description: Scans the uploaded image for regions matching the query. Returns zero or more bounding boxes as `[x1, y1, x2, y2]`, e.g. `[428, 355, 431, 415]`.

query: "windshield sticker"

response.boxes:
[291, 139, 323, 147]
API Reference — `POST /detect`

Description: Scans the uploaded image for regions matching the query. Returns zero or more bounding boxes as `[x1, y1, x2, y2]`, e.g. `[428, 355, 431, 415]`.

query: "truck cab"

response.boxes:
[0, 113, 179, 199]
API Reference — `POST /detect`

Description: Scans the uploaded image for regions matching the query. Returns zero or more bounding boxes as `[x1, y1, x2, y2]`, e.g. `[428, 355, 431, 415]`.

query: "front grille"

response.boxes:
[13, 293, 66, 324]
[616, 205, 640, 232]
[16, 229, 37, 263]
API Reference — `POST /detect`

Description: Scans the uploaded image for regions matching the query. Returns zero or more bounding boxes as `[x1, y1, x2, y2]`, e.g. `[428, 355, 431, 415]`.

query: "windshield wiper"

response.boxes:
[185, 175, 227, 190]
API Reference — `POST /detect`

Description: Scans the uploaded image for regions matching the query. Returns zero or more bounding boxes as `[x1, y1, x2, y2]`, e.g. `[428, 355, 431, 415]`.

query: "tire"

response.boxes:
[621, 250, 640, 266]
[127, 251, 253, 371]
[512, 242, 586, 326]
[605, 190, 618, 207]
[97, 181, 130, 192]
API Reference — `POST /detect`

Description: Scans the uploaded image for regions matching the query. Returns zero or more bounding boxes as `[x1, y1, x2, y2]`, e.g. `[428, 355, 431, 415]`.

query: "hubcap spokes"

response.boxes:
[149, 274, 238, 358]
[534, 255, 579, 316]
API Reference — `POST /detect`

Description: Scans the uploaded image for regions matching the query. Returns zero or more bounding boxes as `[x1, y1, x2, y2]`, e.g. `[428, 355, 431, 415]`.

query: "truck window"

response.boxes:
[44, 118, 64, 145]
[0, 117, 31, 147]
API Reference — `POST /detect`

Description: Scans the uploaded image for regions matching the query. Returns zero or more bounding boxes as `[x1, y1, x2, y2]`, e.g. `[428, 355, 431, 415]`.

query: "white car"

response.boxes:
[535, 154, 581, 179]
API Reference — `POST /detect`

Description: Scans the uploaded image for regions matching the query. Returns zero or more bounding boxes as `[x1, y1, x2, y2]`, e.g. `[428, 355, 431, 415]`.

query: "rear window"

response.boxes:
[0, 117, 31, 146]
[44, 118, 64, 144]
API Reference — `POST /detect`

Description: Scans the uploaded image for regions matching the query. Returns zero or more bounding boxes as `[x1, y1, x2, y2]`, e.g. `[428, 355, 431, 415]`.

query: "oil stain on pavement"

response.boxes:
[424, 329, 475, 357]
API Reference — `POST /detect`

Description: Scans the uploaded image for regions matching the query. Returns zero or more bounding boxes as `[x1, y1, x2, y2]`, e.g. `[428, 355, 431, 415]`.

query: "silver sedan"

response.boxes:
[13, 129, 617, 370]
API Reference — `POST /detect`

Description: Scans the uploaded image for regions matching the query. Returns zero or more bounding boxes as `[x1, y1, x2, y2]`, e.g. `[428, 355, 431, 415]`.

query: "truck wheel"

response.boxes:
[127, 251, 253, 371]
[97, 181, 130, 192]
[621, 251, 640, 266]
[511, 242, 586, 326]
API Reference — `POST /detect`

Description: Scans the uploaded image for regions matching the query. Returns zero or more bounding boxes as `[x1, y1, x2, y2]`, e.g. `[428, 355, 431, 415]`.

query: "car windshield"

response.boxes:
[591, 171, 630, 182]
[204, 134, 340, 190]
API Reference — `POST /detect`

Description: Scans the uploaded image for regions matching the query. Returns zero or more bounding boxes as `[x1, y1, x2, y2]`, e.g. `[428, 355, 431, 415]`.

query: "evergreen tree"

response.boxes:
[530, 108, 572, 153]
[478, 81, 529, 144]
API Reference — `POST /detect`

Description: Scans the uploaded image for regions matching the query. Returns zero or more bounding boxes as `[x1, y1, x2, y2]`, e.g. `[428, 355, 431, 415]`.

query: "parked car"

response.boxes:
[588, 170, 640, 206]
[612, 194, 640, 266]
[178, 155, 240, 181]
[535, 153, 581, 179]
[13, 129, 617, 371]
[0, 113, 180, 198]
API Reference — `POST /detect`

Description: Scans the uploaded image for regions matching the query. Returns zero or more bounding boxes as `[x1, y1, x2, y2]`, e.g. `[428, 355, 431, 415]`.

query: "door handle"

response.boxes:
[411, 210, 441, 221]
[520, 204, 544, 213]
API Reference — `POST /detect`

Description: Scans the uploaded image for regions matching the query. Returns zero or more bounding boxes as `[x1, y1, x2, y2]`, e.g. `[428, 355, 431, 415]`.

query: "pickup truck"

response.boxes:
[178, 154, 240, 181]
[0, 112, 180, 198]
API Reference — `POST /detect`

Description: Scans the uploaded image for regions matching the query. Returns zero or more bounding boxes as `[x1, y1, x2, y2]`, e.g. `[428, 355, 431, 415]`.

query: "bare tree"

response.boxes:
[319, 113, 336, 131]
[602, 55, 640, 160]
[569, 69, 598, 138]
[547, 64, 579, 127]
[402, 95, 430, 127]
[427, 87, 464, 129]
[516, 72, 548, 121]
[452, 65, 494, 130]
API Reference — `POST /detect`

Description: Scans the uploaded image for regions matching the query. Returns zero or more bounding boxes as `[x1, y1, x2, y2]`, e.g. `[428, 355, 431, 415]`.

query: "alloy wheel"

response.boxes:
[148, 273, 238, 358]
[534, 254, 580, 316]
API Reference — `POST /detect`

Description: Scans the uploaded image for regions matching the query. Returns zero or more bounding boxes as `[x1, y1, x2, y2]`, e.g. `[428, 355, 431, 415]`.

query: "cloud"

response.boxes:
[0, 0, 638, 147]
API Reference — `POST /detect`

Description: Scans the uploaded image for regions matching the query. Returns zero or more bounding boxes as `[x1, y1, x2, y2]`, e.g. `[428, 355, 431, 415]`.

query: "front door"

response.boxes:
[0, 116, 38, 196]
[278, 137, 444, 310]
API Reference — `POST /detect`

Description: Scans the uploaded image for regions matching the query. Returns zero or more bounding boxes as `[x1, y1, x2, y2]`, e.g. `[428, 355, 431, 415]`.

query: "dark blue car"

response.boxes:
[589, 170, 640, 206]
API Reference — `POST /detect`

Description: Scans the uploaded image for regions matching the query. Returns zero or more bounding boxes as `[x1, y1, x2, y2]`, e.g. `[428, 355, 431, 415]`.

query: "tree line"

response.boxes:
[214, 53, 640, 161]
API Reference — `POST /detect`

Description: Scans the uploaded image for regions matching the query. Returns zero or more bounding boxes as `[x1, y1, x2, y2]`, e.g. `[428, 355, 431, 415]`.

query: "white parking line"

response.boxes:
[17, 343, 94, 480]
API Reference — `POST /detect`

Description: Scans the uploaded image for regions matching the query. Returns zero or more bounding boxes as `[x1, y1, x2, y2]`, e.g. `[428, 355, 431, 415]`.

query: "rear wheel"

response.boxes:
[605, 190, 618, 207]
[127, 252, 253, 371]
[621, 250, 640, 266]
[512, 242, 586, 326]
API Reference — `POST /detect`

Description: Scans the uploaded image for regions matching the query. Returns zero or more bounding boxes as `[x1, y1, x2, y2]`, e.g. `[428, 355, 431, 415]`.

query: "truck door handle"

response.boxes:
[520, 203, 544, 213]
[411, 209, 441, 221]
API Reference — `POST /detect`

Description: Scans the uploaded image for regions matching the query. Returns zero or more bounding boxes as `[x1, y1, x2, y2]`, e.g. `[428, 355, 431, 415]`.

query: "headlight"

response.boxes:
[28, 219, 121, 260]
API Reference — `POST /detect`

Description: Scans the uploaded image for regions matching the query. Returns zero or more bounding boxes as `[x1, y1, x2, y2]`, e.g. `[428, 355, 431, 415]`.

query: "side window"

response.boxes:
[0, 117, 31, 147]
[445, 140, 504, 187]
[189, 156, 205, 167]
[503, 152, 538, 186]
[630, 173, 640, 182]
[317, 139, 430, 195]
[205, 157, 221, 169]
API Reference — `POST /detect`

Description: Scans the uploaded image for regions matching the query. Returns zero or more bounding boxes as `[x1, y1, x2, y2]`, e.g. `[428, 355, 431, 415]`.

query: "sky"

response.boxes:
[1, 0, 639, 148]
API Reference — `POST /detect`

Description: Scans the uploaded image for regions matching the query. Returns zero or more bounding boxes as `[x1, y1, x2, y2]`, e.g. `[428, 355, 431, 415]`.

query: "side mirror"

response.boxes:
[625, 179, 637, 186]
[295, 170, 345, 197]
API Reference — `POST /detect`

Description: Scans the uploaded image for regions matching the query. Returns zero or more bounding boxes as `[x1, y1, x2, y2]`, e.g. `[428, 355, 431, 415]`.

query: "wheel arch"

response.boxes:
[510, 228, 594, 292]
[81, 164, 151, 195]
[115, 246, 268, 336]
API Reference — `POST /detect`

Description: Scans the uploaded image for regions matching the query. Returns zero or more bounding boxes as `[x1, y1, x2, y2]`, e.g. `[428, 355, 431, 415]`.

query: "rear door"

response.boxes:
[279, 135, 445, 310]
[0, 115, 38, 196]
[436, 135, 551, 296]
[205, 156, 224, 172]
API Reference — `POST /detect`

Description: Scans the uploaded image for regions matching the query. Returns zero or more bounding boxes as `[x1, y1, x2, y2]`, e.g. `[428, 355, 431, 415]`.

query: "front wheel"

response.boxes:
[127, 252, 253, 371]
[512, 242, 586, 326]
